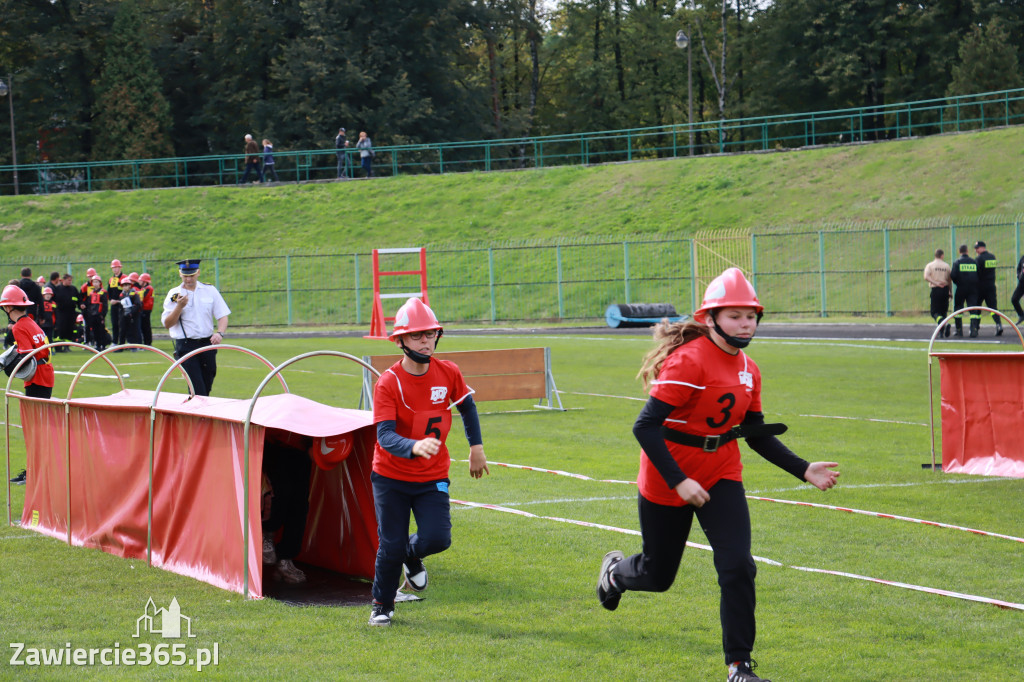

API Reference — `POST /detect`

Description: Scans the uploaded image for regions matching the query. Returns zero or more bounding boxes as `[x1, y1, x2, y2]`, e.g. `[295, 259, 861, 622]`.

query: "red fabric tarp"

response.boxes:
[19, 389, 378, 597]
[934, 352, 1024, 478]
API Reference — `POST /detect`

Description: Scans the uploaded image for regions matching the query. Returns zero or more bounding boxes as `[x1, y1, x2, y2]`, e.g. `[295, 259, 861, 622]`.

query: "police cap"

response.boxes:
[176, 259, 201, 275]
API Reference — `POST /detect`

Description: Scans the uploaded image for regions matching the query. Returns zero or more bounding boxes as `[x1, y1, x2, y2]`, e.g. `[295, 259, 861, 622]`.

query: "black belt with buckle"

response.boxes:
[660, 422, 787, 452]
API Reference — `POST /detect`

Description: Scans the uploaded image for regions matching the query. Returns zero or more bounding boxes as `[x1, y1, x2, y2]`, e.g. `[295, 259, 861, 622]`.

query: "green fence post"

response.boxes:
[883, 228, 892, 316]
[750, 234, 758, 292]
[627, 134, 632, 162]
[86, 166, 92, 192]
[286, 255, 292, 326]
[556, 245, 564, 318]
[1016, 219, 1021, 266]
[485, 143, 491, 172]
[689, 239, 697, 314]
[818, 231, 827, 317]
[354, 254, 361, 325]
[439, 146, 444, 174]
[623, 242, 631, 303]
[488, 248, 496, 323]
[950, 225, 956, 262]
[214, 258, 220, 290]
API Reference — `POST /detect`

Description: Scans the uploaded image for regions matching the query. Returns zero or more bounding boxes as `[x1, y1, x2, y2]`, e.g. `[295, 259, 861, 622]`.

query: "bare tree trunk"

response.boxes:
[527, 0, 540, 125]
[696, 0, 729, 148]
[613, 0, 626, 101]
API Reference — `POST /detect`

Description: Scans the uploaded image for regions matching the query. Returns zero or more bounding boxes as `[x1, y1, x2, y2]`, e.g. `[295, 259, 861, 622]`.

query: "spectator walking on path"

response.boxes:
[335, 128, 350, 179]
[923, 248, 952, 337]
[240, 134, 263, 184]
[595, 268, 840, 682]
[356, 131, 374, 178]
[262, 139, 280, 183]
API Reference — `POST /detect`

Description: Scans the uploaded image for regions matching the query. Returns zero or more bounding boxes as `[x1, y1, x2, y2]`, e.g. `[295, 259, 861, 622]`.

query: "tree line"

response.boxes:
[1, 0, 1022, 169]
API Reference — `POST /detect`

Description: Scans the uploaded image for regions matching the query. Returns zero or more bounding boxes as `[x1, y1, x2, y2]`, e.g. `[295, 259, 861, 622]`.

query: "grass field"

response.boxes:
[3, 126, 1024, 263]
[1, 332, 1021, 680]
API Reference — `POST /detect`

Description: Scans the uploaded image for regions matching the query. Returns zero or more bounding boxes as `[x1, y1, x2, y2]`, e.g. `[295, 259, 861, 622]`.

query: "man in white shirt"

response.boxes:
[161, 259, 231, 396]
[923, 248, 952, 338]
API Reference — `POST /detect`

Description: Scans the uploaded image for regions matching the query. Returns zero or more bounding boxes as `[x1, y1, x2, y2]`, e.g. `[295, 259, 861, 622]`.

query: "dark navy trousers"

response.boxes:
[371, 472, 452, 607]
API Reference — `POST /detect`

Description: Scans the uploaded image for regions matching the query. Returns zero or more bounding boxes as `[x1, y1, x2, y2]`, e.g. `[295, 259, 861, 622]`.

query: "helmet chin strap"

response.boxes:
[399, 330, 443, 364]
[709, 311, 761, 349]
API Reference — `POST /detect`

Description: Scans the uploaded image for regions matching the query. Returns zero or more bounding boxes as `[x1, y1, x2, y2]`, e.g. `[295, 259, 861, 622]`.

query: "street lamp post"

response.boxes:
[0, 75, 18, 195]
[674, 30, 694, 156]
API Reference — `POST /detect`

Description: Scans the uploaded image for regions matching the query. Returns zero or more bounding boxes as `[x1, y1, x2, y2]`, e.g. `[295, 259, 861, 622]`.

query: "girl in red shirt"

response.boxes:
[596, 268, 840, 682]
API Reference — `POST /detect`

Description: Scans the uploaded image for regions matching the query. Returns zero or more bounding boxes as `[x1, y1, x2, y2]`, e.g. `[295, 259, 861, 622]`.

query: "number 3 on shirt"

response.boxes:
[413, 410, 451, 442]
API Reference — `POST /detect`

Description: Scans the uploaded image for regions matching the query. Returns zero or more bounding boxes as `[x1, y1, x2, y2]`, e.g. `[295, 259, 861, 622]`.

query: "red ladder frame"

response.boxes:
[365, 247, 430, 339]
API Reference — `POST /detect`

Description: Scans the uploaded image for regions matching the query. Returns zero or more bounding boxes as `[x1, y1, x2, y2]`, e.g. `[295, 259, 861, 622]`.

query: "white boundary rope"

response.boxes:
[450, 498, 1023, 612]
[470, 459, 1024, 544]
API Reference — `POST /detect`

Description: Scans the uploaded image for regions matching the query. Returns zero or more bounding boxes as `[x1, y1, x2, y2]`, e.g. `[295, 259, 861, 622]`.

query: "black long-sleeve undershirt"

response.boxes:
[632, 396, 809, 491]
[377, 394, 483, 459]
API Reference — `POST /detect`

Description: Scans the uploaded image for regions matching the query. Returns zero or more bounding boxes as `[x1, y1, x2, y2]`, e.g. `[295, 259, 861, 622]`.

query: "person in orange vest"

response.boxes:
[138, 273, 155, 345]
[108, 259, 124, 345]
[0, 284, 55, 399]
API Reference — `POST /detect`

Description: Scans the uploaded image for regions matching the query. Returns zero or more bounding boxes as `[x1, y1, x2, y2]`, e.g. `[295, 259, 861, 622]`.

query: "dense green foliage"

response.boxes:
[1, 334, 1021, 679]
[3, 0, 1024, 168]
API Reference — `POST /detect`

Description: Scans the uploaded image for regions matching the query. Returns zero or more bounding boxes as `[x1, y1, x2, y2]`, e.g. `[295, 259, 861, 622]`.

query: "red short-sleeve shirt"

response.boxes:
[372, 358, 474, 482]
[637, 335, 761, 506]
[13, 316, 55, 389]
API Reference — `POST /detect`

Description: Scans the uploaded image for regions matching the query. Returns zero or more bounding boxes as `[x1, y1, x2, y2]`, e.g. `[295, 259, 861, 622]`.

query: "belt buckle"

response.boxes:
[702, 434, 720, 452]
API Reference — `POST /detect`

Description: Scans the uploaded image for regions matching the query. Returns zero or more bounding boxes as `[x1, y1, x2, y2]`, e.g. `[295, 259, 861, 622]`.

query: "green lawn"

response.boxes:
[2, 126, 1024, 263]
[1, 333, 1020, 680]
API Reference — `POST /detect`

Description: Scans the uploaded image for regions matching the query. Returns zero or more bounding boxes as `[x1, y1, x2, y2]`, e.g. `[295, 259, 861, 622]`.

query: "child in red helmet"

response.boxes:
[367, 297, 489, 627]
[138, 273, 155, 345]
[0, 284, 55, 399]
[40, 287, 57, 344]
[596, 268, 840, 682]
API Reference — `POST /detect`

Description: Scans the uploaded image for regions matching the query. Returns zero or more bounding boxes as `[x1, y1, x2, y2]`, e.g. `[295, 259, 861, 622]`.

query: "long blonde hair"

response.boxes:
[636, 319, 709, 390]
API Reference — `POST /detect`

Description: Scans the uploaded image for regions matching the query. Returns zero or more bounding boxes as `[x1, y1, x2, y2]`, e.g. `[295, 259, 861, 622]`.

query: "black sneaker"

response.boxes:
[727, 659, 771, 682]
[368, 602, 394, 627]
[597, 550, 624, 611]
[403, 556, 428, 592]
[995, 321, 1003, 336]
[9, 469, 25, 485]
[943, 324, 951, 338]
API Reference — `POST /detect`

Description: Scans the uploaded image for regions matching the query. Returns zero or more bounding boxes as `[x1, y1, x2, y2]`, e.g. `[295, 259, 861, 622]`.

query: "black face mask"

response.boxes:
[710, 311, 762, 349]
[399, 330, 443, 364]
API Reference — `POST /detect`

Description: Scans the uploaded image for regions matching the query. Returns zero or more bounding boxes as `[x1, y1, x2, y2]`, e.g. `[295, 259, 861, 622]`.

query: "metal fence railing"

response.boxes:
[2, 88, 1023, 195]
[10, 217, 1022, 327]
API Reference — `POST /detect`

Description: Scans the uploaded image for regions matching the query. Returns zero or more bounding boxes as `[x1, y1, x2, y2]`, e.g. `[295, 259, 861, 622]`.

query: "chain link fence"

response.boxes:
[9, 217, 1022, 328]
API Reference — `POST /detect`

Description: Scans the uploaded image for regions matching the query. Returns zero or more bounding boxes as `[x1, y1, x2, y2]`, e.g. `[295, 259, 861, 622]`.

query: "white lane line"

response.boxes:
[0, 534, 44, 541]
[53, 371, 127, 379]
[452, 498, 1023, 611]
[797, 413, 928, 426]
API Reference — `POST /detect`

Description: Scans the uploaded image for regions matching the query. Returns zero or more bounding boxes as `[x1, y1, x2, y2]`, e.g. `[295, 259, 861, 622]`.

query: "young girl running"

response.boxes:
[596, 268, 840, 682]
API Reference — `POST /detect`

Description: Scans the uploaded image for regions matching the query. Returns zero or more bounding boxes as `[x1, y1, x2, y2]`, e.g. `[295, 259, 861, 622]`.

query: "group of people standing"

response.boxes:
[4, 261, 156, 353]
[335, 128, 374, 179]
[924, 241, 1024, 337]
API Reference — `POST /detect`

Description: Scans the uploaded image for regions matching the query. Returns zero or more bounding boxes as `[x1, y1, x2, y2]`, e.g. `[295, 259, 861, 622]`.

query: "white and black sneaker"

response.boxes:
[368, 602, 394, 627]
[403, 557, 428, 592]
[727, 660, 770, 682]
[9, 470, 26, 485]
[597, 550, 624, 611]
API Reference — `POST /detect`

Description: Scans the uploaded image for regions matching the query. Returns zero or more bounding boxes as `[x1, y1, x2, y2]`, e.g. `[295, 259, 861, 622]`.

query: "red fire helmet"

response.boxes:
[388, 297, 442, 340]
[692, 268, 763, 325]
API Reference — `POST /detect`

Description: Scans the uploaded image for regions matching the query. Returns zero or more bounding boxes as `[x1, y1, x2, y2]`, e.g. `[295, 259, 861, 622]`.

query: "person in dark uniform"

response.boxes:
[974, 241, 1001, 336]
[17, 267, 43, 321]
[161, 259, 231, 396]
[1010, 253, 1024, 326]
[922, 249, 952, 337]
[138, 273, 155, 345]
[53, 274, 79, 351]
[951, 244, 980, 338]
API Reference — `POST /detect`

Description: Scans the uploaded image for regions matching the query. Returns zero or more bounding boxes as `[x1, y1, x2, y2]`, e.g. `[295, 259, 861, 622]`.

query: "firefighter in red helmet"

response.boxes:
[367, 297, 489, 628]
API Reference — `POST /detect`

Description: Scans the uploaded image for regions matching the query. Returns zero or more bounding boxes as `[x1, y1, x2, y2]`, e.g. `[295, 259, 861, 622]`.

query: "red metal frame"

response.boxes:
[365, 248, 429, 339]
